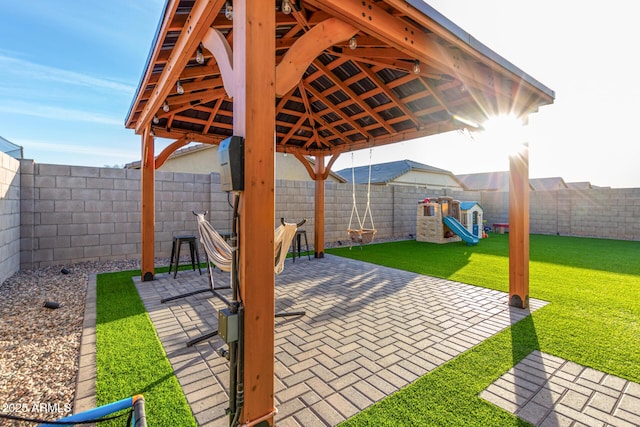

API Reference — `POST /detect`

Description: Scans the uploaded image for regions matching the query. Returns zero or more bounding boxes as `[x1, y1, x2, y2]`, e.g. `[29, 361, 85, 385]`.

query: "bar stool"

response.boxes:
[291, 229, 311, 262]
[169, 235, 202, 278]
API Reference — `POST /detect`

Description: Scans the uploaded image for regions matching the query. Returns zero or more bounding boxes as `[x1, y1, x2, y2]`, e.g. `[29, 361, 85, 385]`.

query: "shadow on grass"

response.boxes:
[338, 310, 545, 426]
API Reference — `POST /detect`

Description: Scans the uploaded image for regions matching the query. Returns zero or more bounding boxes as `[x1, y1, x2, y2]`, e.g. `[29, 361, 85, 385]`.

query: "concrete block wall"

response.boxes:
[323, 181, 402, 245]
[478, 191, 509, 227]
[276, 180, 316, 245]
[529, 188, 640, 240]
[0, 152, 20, 284]
[19, 161, 144, 269]
[529, 190, 559, 235]
[326, 181, 354, 244]
[154, 170, 212, 257]
[19, 163, 213, 269]
[9, 161, 640, 272]
[391, 187, 438, 237]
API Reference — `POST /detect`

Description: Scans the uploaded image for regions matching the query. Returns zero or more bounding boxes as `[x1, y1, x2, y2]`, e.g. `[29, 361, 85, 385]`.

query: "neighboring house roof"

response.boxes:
[567, 181, 593, 190]
[124, 143, 210, 169]
[0, 136, 23, 159]
[530, 177, 568, 191]
[456, 171, 511, 191]
[336, 159, 459, 185]
[460, 201, 483, 211]
[458, 172, 584, 191]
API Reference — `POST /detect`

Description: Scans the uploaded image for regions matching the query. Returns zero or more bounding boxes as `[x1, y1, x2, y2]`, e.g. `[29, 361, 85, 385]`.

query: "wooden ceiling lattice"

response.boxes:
[126, 0, 554, 157]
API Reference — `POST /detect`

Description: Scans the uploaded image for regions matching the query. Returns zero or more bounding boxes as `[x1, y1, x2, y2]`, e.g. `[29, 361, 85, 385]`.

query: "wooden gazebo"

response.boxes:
[125, 1, 554, 424]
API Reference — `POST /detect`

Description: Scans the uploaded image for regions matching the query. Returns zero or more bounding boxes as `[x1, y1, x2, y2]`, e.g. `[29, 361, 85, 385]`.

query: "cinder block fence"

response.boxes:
[0, 154, 20, 284]
[0, 152, 638, 280]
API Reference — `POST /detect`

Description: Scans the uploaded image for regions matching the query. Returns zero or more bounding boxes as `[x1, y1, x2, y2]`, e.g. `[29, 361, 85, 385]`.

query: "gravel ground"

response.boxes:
[0, 259, 144, 425]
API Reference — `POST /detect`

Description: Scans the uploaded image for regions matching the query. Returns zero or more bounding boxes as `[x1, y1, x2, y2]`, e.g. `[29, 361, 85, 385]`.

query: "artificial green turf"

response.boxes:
[329, 234, 640, 426]
[95, 268, 196, 426]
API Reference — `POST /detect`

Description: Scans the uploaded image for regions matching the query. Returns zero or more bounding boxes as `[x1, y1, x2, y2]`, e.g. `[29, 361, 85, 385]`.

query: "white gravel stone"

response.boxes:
[0, 259, 159, 425]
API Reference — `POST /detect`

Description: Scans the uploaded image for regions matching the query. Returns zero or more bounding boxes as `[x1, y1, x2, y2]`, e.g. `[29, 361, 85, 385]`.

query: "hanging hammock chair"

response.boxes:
[195, 212, 299, 275]
[347, 150, 377, 245]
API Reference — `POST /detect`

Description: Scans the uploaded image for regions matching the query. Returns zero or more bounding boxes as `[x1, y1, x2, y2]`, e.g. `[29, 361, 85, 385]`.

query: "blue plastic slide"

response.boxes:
[443, 216, 480, 246]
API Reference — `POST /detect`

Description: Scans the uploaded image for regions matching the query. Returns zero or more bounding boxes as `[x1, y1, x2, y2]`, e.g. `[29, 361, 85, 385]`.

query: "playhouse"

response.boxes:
[416, 197, 482, 245]
[459, 201, 484, 238]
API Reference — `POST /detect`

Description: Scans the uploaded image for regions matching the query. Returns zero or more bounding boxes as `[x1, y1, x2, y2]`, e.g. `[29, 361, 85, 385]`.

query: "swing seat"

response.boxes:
[347, 150, 376, 246]
[347, 228, 377, 245]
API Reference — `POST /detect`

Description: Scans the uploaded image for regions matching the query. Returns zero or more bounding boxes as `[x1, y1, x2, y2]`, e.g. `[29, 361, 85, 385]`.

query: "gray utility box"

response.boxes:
[218, 308, 238, 343]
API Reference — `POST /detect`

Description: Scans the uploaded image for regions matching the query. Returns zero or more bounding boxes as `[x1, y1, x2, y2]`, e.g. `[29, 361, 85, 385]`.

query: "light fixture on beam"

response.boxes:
[162, 101, 170, 112]
[282, 0, 292, 15]
[195, 44, 205, 64]
[412, 60, 421, 74]
[176, 80, 184, 95]
[451, 113, 483, 131]
[349, 36, 357, 50]
[224, 1, 233, 20]
[153, 115, 160, 124]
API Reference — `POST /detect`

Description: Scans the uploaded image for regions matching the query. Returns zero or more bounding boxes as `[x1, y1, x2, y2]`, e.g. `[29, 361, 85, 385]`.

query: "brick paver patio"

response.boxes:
[481, 351, 640, 427]
[133, 255, 548, 426]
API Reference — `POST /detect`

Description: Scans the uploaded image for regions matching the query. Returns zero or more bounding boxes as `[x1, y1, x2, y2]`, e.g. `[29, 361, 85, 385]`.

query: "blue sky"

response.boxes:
[0, 0, 161, 166]
[1, 1, 639, 188]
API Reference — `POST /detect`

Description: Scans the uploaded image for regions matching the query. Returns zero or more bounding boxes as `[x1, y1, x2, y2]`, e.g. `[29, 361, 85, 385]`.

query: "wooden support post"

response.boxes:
[508, 143, 529, 308]
[314, 155, 325, 258]
[140, 128, 155, 282]
[234, 1, 276, 425]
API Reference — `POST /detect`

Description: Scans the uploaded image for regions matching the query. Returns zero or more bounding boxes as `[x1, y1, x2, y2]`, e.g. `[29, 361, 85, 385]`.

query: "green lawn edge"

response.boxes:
[328, 234, 640, 426]
[95, 268, 197, 426]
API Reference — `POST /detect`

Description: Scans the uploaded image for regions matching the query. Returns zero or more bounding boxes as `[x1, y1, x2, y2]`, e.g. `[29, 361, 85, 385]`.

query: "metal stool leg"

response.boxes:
[194, 241, 202, 275]
[292, 233, 297, 263]
[189, 240, 196, 271]
[169, 238, 177, 275]
[303, 231, 310, 260]
[173, 239, 182, 279]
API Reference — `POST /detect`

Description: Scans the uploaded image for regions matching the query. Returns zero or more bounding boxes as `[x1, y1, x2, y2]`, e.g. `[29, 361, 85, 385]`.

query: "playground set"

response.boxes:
[416, 197, 483, 245]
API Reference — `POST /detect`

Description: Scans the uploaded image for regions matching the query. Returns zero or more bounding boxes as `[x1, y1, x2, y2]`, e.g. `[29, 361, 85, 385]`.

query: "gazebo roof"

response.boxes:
[125, 0, 554, 156]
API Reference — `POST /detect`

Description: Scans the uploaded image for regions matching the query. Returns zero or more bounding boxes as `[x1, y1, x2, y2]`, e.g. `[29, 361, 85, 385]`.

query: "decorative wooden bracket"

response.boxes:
[275, 18, 358, 97]
[154, 137, 189, 169]
[292, 151, 340, 181]
[201, 28, 235, 98]
[201, 18, 357, 100]
[293, 151, 316, 179]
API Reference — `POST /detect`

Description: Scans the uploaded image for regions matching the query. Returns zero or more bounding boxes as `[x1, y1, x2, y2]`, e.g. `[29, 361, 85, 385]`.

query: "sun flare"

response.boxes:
[479, 114, 528, 157]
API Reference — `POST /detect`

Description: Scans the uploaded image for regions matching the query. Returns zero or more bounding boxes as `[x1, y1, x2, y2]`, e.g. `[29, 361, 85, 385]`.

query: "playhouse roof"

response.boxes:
[336, 159, 453, 184]
[460, 201, 482, 211]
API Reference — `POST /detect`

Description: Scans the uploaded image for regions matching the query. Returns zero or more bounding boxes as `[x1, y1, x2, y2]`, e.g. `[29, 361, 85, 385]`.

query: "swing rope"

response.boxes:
[348, 152, 363, 231]
[347, 150, 376, 244]
[363, 149, 375, 231]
